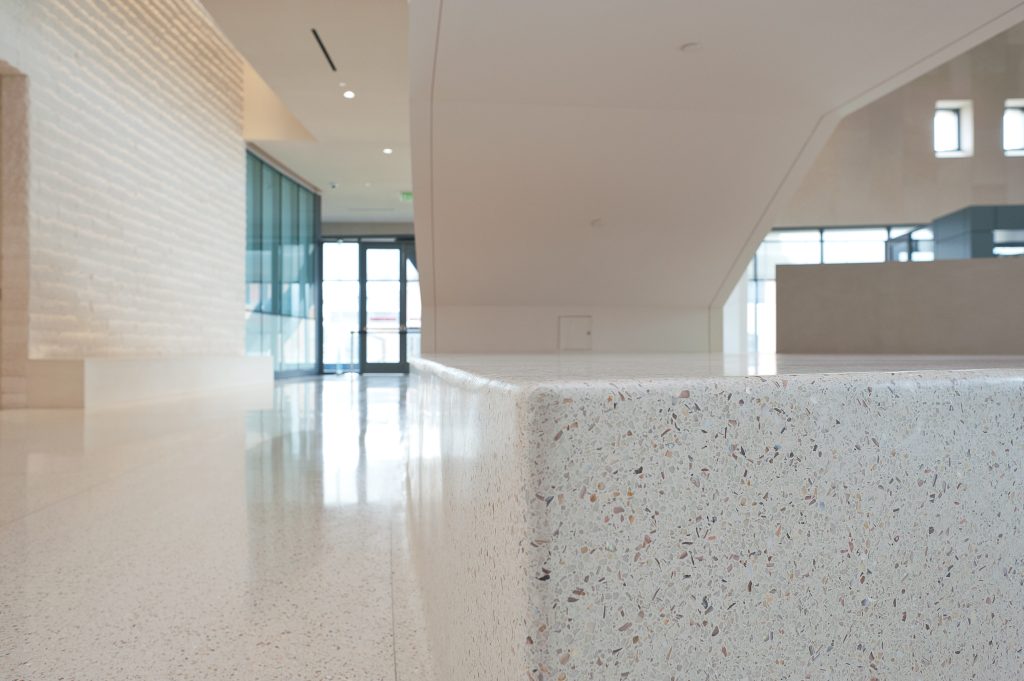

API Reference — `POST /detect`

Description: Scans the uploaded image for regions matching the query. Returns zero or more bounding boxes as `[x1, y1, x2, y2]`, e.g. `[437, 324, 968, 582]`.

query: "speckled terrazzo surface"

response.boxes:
[1, 377, 436, 681]
[407, 354, 1024, 681]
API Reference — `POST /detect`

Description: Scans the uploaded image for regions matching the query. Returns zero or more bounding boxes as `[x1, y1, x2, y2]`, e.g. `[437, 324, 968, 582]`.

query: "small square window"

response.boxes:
[1003, 100, 1024, 155]
[934, 100, 973, 158]
[934, 108, 961, 153]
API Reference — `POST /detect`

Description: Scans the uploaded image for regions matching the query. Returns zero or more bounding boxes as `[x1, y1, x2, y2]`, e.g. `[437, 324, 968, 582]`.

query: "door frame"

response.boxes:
[358, 241, 409, 374]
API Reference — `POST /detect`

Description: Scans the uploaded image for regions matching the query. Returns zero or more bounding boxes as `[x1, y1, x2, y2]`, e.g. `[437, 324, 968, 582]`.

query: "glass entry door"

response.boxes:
[322, 242, 360, 372]
[360, 242, 417, 373]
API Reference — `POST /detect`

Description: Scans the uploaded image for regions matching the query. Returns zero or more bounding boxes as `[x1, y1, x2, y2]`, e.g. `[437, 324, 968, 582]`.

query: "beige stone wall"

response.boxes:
[776, 259, 1024, 354]
[780, 24, 1024, 227]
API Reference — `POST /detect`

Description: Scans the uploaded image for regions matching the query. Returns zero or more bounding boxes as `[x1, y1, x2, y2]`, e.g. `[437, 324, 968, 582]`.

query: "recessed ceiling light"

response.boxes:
[382, 148, 393, 155]
[338, 81, 347, 87]
[343, 90, 355, 99]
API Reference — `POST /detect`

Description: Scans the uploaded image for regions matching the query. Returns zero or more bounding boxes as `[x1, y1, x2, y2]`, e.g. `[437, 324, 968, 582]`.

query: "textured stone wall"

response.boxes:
[0, 69, 30, 408]
[0, 0, 245, 406]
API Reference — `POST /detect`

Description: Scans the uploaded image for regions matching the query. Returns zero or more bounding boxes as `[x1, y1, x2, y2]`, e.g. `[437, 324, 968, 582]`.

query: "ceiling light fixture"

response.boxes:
[343, 90, 355, 99]
[383, 148, 393, 155]
[311, 28, 337, 72]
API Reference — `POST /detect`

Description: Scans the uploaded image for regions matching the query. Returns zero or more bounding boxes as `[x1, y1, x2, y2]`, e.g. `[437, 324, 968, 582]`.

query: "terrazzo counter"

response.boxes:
[406, 354, 1024, 681]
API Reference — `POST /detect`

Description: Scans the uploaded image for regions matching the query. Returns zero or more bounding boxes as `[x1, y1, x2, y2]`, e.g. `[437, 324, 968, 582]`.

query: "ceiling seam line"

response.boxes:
[428, 0, 445, 351]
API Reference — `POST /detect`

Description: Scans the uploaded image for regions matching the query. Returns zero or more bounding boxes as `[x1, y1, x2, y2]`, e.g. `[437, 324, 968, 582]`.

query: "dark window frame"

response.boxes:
[1003, 105, 1024, 152]
[934, 107, 962, 153]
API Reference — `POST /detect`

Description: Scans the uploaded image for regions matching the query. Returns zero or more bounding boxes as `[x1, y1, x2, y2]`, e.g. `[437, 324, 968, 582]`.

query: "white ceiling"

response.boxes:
[201, 0, 412, 223]
[410, 0, 1024, 331]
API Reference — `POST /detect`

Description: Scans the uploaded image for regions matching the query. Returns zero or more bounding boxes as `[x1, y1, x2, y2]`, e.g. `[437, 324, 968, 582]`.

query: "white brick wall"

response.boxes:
[0, 0, 245, 407]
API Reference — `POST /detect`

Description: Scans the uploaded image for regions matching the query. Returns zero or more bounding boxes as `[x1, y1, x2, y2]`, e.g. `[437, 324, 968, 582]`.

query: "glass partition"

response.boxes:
[245, 152, 319, 375]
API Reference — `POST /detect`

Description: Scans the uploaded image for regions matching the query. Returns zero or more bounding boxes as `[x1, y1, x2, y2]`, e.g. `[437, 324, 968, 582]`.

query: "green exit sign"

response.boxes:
[400, 191, 414, 202]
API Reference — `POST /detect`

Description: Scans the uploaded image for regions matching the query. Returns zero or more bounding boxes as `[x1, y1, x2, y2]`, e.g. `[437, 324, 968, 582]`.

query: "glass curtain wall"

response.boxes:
[245, 152, 319, 375]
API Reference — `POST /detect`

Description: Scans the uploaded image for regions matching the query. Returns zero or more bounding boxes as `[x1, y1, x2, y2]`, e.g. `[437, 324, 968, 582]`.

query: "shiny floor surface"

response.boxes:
[0, 375, 432, 681]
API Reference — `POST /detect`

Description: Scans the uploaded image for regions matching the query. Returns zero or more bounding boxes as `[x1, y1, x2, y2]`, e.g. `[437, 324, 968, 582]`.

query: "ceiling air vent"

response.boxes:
[311, 29, 337, 72]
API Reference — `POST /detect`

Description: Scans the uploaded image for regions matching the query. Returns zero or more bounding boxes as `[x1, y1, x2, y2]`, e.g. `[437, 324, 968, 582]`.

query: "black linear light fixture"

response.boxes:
[311, 28, 337, 72]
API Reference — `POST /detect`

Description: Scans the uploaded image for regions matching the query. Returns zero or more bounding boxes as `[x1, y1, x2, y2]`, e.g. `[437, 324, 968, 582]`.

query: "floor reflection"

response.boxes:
[245, 374, 411, 509]
[0, 374, 431, 680]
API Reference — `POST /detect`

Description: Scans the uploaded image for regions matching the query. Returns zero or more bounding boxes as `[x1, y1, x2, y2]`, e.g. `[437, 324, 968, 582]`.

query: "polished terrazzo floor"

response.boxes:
[0, 375, 433, 681]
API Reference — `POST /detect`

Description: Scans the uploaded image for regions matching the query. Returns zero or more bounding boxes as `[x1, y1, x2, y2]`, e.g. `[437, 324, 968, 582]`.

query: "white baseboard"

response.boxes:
[26, 356, 274, 409]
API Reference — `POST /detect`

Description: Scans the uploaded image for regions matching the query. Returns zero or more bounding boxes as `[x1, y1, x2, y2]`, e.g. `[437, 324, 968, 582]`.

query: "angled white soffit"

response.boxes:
[410, 0, 1024, 323]
[243, 63, 315, 143]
